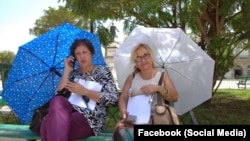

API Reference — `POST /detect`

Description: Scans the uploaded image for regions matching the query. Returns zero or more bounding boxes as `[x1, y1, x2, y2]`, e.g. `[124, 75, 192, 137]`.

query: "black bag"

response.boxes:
[29, 99, 50, 134]
[29, 88, 70, 134]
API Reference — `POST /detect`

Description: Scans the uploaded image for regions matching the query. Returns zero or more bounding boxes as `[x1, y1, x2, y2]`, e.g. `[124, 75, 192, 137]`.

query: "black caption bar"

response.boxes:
[134, 125, 250, 140]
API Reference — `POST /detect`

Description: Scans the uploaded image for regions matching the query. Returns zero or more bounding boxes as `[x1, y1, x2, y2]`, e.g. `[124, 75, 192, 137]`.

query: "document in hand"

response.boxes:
[68, 79, 103, 111]
[127, 95, 152, 124]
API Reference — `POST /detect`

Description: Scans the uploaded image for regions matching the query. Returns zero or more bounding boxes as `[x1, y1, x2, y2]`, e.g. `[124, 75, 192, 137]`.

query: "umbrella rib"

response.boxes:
[10, 67, 63, 84]
[21, 47, 50, 68]
[163, 29, 182, 66]
[144, 29, 181, 69]
[51, 35, 64, 77]
[54, 58, 67, 71]
[166, 58, 207, 64]
[28, 71, 53, 103]
[13, 70, 50, 83]
[145, 35, 165, 66]
[52, 35, 59, 68]
[166, 66, 200, 85]
[163, 60, 207, 90]
[53, 35, 60, 68]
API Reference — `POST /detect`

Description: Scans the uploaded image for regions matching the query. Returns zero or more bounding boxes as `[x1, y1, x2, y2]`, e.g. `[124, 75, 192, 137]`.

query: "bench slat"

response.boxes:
[0, 130, 40, 139]
[0, 124, 30, 130]
[0, 124, 113, 141]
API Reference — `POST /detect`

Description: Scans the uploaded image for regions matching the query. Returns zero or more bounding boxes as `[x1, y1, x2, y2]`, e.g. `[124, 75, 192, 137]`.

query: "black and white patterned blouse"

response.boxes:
[69, 65, 119, 135]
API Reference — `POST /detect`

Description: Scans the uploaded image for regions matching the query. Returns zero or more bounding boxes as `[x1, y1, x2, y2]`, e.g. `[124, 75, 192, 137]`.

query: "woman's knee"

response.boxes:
[49, 96, 70, 110]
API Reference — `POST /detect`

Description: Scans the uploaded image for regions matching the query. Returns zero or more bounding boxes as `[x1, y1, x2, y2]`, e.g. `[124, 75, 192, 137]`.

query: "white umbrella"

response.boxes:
[114, 26, 215, 115]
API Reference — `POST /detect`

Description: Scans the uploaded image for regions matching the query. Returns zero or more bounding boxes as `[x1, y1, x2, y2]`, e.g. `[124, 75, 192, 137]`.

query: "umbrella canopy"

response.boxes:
[2, 22, 106, 124]
[114, 26, 215, 115]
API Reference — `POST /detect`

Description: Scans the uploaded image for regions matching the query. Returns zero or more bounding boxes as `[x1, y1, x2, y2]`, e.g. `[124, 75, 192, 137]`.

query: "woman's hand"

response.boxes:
[116, 110, 134, 128]
[65, 81, 87, 96]
[120, 109, 128, 120]
[64, 56, 75, 70]
[141, 84, 158, 95]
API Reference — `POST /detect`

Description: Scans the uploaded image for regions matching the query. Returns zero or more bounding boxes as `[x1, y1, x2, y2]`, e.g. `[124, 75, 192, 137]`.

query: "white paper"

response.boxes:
[83, 80, 102, 111]
[68, 93, 87, 108]
[127, 95, 152, 124]
[68, 79, 102, 111]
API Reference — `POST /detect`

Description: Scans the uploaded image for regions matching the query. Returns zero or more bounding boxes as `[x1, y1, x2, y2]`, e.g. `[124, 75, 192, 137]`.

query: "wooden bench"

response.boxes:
[0, 105, 119, 141]
[237, 75, 250, 89]
[0, 124, 113, 141]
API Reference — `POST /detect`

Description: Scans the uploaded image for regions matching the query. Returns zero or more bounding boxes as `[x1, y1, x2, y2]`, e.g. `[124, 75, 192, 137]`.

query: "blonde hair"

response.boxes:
[130, 43, 155, 73]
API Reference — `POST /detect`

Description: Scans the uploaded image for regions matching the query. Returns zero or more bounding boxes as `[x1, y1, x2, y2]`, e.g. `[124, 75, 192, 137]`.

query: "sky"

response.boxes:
[0, 0, 125, 54]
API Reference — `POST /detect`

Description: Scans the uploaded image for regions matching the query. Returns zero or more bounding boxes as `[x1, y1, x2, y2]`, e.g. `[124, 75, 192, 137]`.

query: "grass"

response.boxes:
[0, 89, 249, 129]
[179, 89, 250, 124]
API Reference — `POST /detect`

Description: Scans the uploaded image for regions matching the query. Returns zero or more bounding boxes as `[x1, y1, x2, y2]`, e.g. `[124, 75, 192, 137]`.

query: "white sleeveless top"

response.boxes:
[130, 71, 161, 97]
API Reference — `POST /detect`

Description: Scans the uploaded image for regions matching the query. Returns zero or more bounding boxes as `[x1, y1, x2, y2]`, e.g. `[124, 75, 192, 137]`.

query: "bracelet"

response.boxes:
[119, 109, 127, 119]
[163, 87, 169, 97]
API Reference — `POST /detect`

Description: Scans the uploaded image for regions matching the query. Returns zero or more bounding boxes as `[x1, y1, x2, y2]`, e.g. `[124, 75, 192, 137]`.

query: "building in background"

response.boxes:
[104, 42, 119, 88]
[225, 50, 250, 78]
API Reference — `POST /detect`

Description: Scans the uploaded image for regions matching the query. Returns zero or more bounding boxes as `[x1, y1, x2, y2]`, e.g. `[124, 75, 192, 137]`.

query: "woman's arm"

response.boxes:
[65, 66, 119, 105]
[95, 67, 119, 106]
[57, 57, 74, 91]
[118, 74, 134, 119]
[157, 72, 179, 102]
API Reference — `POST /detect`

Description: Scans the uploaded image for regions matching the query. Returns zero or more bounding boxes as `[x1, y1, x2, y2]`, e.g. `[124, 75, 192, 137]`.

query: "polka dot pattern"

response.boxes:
[2, 22, 106, 124]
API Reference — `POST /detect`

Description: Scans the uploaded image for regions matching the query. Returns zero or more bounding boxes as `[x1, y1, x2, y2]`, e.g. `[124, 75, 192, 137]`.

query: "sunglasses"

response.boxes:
[135, 53, 150, 62]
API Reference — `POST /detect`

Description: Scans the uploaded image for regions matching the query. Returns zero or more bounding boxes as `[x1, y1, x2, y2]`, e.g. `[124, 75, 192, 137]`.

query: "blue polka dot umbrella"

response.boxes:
[1, 22, 106, 124]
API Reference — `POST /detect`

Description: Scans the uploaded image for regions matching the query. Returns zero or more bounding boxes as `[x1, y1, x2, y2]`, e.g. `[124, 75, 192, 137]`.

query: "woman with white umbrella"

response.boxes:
[114, 43, 179, 141]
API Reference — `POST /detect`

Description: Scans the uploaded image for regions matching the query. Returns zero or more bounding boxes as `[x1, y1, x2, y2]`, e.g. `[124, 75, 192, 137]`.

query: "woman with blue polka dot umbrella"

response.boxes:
[1, 22, 106, 124]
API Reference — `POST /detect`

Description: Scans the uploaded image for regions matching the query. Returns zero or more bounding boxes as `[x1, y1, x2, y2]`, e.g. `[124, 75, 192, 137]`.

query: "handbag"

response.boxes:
[152, 72, 180, 125]
[29, 88, 70, 134]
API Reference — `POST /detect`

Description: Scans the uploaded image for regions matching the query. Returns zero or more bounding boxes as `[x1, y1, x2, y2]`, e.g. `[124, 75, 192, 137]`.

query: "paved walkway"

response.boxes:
[216, 79, 240, 89]
[215, 79, 249, 89]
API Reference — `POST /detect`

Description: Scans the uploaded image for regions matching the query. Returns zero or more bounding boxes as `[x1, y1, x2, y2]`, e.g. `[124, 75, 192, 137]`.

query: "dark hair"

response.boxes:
[70, 39, 95, 58]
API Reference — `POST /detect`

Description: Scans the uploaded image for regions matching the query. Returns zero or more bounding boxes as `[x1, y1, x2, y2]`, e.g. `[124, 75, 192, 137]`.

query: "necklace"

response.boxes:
[76, 65, 95, 81]
[85, 65, 95, 81]
[85, 65, 95, 74]
[77, 65, 95, 74]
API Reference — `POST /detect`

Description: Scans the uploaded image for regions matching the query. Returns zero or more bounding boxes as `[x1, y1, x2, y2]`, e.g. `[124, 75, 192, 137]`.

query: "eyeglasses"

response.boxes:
[135, 53, 150, 62]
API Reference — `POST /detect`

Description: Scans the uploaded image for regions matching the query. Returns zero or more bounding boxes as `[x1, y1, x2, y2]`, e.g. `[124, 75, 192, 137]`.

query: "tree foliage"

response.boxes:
[0, 51, 15, 64]
[29, 6, 88, 36]
[29, 6, 113, 47]
[0, 51, 15, 85]
[60, 0, 250, 96]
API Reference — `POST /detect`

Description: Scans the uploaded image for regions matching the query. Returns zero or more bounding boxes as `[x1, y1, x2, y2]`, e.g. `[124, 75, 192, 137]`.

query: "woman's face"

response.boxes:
[135, 47, 153, 71]
[74, 45, 92, 68]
